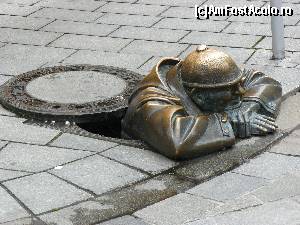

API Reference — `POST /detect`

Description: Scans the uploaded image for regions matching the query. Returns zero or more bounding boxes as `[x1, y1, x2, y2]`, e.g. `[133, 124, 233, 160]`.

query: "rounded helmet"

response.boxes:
[179, 45, 243, 88]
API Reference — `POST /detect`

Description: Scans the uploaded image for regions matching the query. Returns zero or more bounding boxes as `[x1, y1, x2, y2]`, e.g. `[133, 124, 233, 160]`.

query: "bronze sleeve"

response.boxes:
[241, 70, 282, 116]
[123, 98, 235, 160]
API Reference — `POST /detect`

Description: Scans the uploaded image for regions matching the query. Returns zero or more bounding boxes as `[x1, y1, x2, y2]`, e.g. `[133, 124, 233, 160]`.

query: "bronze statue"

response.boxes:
[122, 45, 282, 160]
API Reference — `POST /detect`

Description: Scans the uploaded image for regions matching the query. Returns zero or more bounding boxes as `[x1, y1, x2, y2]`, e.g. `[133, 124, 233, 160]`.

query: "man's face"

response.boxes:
[188, 87, 237, 112]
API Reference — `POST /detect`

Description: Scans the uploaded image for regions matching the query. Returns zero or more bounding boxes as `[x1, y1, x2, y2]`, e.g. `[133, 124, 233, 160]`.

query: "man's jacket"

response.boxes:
[122, 57, 282, 160]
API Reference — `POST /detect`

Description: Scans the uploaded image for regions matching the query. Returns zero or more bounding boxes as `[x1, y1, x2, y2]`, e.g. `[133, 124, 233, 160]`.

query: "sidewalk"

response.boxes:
[0, 0, 299, 224]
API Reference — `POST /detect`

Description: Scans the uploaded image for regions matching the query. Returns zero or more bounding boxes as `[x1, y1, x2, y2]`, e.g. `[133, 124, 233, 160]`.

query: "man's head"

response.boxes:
[179, 45, 244, 112]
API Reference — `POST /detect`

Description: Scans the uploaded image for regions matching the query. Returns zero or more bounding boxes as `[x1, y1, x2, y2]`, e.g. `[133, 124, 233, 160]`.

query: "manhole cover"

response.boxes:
[0, 65, 142, 122]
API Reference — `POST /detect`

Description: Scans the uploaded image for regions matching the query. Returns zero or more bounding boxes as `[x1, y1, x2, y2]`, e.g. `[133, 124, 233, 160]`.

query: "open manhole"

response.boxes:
[0, 64, 146, 147]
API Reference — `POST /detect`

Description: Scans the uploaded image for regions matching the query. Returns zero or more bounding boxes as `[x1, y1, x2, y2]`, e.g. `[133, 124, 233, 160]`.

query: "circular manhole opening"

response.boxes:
[0, 65, 142, 123]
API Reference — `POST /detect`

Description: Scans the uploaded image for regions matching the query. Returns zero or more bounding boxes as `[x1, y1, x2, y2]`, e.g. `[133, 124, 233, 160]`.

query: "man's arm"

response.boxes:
[122, 87, 235, 160]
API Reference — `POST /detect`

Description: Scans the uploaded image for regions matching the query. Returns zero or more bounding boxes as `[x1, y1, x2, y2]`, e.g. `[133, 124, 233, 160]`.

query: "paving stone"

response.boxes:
[186, 172, 267, 202]
[233, 152, 300, 179]
[101, 145, 177, 174]
[154, 18, 229, 32]
[137, 0, 206, 7]
[0, 217, 44, 225]
[269, 136, 300, 156]
[228, 14, 300, 26]
[252, 65, 300, 97]
[27, 71, 127, 104]
[175, 133, 282, 181]
[256, 37, 300, 51]
[0, 44, 74, 75]
[0, 28, 61, 46]
[98, 2, 168, 16]
[49, 34, 132, 51]
[204, 0, 264, 7]
[0, 169, 30, 182]
[138, 56, 161, 73]
[0, 140, 8, 149]
[0, 15, 53, 30]
[50, 133, 118, 152]
[180, 45, 254, 65]
[121, 40, 188, 57]
[50, 155, 147, 195]
[110, 26, 189, 42]
[40, 175, 194, 224]
[285, 25, 300, 38]
[251, 174, 300, 202]
[97, 13, 160, 27]
[180, 32, 260, 48]
[0, 3, 40, 16]
[39, 201, 114, 225]
[4, 173, 92, 214]
[206, 194, 264, 217]
[134, 193, 219, 225]
[0, 142, 93, 172]
[30, 7, 101, 22]
[98, 215, 150, 225]
[276, 93, 300, 131]
[223, 21, 271, 36]
[0, 186, 29, 223]
[161, 6, 229, 20]
[0, 116, 59, 144]
[63, 50, 151, 70]
[2, 0, 40, 5]
[35, 0, 106, 11]
[185, 199, 300, 225]
[42, 20, 119, 36]
[247, 49, 300, 68]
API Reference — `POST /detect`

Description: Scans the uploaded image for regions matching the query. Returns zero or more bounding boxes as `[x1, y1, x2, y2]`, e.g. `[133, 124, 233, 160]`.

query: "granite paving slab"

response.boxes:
[97, 2, 168, 16]
[0, 142, 93, 172]
[49, 34, 132, 51]
[3, 173, 92, 214]
[0, 3, 40, 16]
[62, 50, 151, 70]
[0, 28, 61, 46]
[0, 186, 29, 223]
[0, 15, 53, 30]
[134, 193, 219, 225]
[101, 145, 177, 174]
[50, 133, 118, 153]
[186, 172, 268, 202]
[121, 40, 188, 57]
[180, 32, 261, 48]
[0, 44, 74, 75]
[110, 26, 189, 43]
[247, 49, 300, 68]
[154, 18, 229, 32]
[256, 37, 300, 52]
[185, 199, 300, 225]
[50, 155, 147, 195]
[233, 152, 300, 179]
[0, 116, 59, 144]
[41, 20, 119, 36]
[96, 14, 160, 27]
[269, 135, 300, 156]
[98, 215, 150, 225]
[30, 7, 102, 22]
[251, 173, 300, 202]
[35, 0, 106, 11]
[0, 169, 30, 182]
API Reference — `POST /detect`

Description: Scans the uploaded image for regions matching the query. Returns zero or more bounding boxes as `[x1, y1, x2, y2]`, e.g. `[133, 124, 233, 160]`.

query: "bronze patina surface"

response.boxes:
[122, 45, 282, 160]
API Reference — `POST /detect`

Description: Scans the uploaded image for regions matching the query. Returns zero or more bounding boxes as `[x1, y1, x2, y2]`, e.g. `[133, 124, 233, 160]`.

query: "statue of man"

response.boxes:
[121, 45, 282, 160]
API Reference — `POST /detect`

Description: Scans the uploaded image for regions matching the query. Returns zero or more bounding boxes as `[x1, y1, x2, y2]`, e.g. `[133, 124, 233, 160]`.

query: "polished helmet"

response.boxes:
[179, 45, 243, 88]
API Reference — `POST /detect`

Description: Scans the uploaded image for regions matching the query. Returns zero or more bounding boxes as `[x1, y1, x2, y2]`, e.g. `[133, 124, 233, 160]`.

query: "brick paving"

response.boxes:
[0, 0, 299, 224]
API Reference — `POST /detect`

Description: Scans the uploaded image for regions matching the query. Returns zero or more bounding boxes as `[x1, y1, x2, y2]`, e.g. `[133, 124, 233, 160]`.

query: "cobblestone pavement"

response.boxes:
[0, 0, 299, 224]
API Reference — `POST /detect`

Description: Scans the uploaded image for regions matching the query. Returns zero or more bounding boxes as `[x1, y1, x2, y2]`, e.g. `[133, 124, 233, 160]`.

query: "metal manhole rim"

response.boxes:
[0, 64, 142, 122]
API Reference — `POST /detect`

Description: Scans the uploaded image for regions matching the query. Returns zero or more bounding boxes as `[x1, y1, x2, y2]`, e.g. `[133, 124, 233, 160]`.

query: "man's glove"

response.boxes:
[227, 102, 278, 138]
